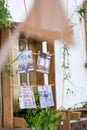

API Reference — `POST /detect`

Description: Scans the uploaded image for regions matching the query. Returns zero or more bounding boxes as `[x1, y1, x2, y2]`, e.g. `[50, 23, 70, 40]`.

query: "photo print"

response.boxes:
[38, 85, 54, 108]
[18, 86, 36, 109]
[17, 50, 34, 74]
[36, 52, 51, 74]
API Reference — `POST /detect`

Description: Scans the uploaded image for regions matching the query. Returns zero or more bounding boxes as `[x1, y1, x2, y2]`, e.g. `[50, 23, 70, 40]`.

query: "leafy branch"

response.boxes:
[6, 39, 29, 77]
[68, 1, 87, 23]
[62, 44, 71, 81]
[6, 51, 22, 77]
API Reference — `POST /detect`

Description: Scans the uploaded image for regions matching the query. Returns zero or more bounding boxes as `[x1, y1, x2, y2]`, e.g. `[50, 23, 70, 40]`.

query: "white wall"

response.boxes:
[6, 0, 87, 109]
[55, 0, 87, 109]
[6, 0, 34, 22]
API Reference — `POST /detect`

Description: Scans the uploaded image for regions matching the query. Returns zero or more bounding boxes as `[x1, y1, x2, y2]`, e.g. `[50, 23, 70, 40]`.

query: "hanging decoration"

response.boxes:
[36, 52, 51, 74]
[17, 50, 34, 74]
[38, 85, 54, 108]
[18, 86, 36, 109]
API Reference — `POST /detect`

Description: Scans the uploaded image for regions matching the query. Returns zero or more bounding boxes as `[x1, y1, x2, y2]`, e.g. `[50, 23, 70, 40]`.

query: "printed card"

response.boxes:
[17, 50, 34, 74]
[18, 86, 36, 109]
[37, 52, 51, 74]
[38, 85, 54, 108]
[36, 52, 51, 74]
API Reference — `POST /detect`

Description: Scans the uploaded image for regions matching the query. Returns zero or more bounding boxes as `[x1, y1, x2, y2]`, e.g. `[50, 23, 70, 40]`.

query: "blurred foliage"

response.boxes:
[19, 107, 62, 130]
[77, 6, 87, 21]
[0, 0, 13, 29]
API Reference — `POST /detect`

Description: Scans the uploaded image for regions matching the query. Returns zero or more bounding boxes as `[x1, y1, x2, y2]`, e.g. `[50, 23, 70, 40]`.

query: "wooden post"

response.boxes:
[0, 30, 2, 127]
[1, 29, 13, 128]
[11, 48, 19, 112]
[47, 41, 56, 109]
[63, 111, 71, 130]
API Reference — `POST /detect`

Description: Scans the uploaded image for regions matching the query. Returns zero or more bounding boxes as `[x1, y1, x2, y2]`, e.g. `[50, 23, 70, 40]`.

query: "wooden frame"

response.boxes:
[0, 23, 87, 130]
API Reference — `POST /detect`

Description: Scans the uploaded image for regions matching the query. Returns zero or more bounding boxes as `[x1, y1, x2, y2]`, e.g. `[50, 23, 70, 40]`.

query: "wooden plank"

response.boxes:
[0, 117, 2, 128]
[11, 49, 19, 112]
[1, 29, 13, 128]
[20, 74, 28, 85]
[55, 111, 66, 120]
[47, 42, 56, 109]
[35, 42, 44, 85]
[74, 108, 87, 111]
[28, 40, 38, 86]
[0, 30, 2, 128]
[71, 120, 87, 130]
[70, 112, 81, 120]
[63, 111, 71, 130]
[19, 38, 28, 86]
[13, 117, 28, 128]
[28, 40, 44, 85]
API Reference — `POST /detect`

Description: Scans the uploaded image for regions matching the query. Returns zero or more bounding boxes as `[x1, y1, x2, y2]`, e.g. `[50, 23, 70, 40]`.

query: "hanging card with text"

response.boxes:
[17, 50, 34, 74]
[36, 52, 51, 74]
[18, 86, 36, 109]
[38, 85, 54, 108]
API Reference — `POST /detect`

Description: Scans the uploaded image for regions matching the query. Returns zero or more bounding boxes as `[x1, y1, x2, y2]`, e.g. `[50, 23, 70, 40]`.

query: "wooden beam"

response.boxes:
[1, 29, 13, 128]
[63, 111, 71, 130]
[47, 42, 56, 109]
[11, 49, 19, 112]
[0, 30, 2, 128]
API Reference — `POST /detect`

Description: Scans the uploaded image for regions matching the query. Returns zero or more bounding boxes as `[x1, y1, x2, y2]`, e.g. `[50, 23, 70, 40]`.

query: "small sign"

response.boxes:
[18, 86, 36, 109]
[36, 52, 51, 74]
[38, 85, 54, 108]
[17, 50, 34, 74]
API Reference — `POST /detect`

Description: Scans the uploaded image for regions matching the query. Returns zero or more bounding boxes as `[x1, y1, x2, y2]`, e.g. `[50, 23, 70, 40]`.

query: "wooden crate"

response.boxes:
[0, 25, 56, 128]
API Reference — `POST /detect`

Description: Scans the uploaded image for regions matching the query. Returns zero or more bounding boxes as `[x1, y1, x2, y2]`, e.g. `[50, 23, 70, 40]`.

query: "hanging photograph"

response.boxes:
[18, 86, 36, 109]
[17, 50, 34, 74]
[38, 85, 54, 108]
[36, 52, 51, 74]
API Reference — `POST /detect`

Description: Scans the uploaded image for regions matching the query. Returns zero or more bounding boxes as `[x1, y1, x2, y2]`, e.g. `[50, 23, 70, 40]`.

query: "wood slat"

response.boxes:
[63, 111, 71, 130]
[70, 111, 81, 120]
[1, 29, 13, 128]
[0, 30, 2, 128]
[13, 117, 28, 128]
[47, 42, 56, 109]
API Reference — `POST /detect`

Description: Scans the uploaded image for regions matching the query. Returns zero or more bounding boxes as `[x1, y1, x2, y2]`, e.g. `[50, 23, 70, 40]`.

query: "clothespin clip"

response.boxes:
[22, 83, 27, 87]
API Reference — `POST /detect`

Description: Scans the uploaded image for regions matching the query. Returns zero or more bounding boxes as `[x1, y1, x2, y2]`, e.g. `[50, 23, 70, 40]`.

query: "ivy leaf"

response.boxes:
[5, 68, 14, 77]
[77, 7, 87, 19]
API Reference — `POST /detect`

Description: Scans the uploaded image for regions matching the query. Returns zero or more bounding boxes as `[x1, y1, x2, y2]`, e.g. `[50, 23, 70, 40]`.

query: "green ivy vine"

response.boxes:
[62, 44, 77, 96]
[5, 39, 29, 76]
